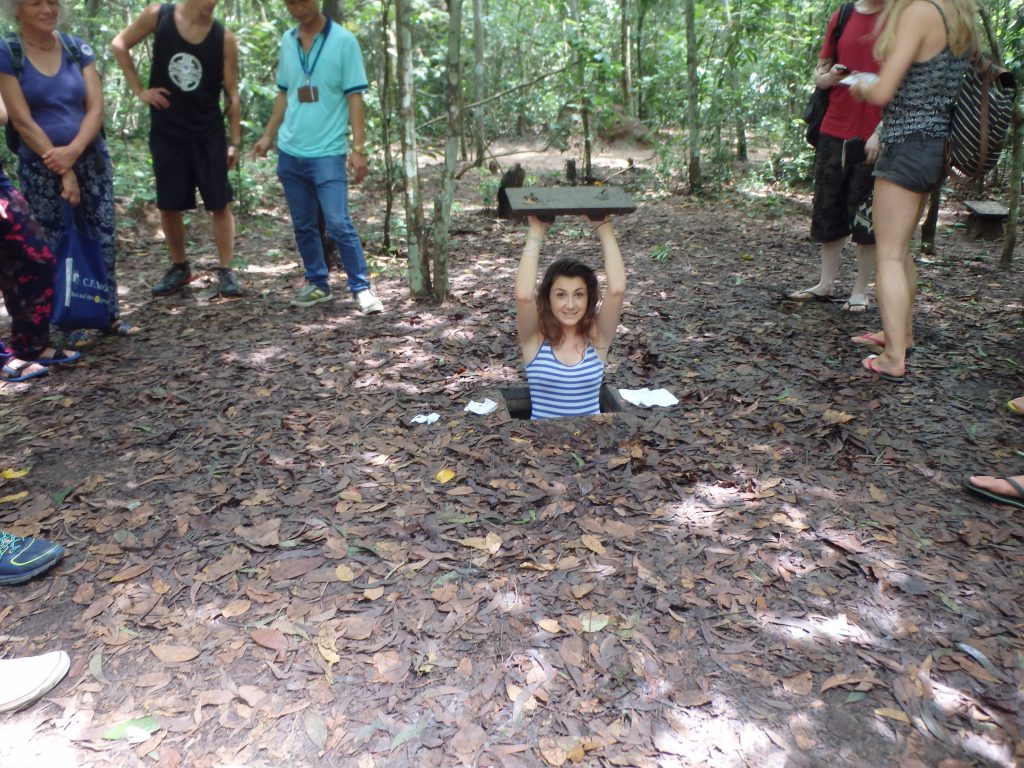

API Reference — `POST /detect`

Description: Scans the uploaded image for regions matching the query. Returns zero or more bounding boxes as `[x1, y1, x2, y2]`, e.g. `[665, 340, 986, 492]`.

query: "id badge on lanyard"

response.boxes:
[297, 22, 327, 104]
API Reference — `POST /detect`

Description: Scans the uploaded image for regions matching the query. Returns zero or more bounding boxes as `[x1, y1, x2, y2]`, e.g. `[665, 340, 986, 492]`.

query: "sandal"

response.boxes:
[33, 349, 81, 366]
[1, 358, 49, 382]
[841, 298, 869, 313]
[787, 288, 834, 302]
[63, 329, 100, 350]
[103, 320, 141, 337]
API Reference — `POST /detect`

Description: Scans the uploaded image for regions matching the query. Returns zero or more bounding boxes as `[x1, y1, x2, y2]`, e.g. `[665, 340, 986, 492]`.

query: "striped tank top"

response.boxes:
[525, 340, 605, 420]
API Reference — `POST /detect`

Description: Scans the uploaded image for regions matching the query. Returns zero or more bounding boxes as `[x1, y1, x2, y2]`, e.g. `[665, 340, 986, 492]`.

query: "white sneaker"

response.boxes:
[356, 289, 384, 314]
[0, 650, 70, 712]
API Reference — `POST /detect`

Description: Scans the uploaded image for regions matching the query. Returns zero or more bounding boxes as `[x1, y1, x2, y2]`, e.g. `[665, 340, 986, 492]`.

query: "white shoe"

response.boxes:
[0, 651, 70, 712]
[356, 289, 384, 314]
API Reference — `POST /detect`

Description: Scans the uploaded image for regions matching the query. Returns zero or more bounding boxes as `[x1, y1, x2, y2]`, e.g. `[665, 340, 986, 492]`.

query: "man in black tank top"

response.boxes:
[112, 1, 244, 298]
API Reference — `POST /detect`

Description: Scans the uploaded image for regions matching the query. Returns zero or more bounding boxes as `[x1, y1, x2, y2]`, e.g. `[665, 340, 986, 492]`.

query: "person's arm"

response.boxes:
[0, 91, 7, 126]
[251, 90, 288, 157]
[222, 29, 242, 170]
[346, 91, 367, 183]
[111, 4, 171, 109]
[851, 3, 931, 106]
[516, 216, 550, 363]
[43, 62, 104, 175]
[590, 219, 626, 357]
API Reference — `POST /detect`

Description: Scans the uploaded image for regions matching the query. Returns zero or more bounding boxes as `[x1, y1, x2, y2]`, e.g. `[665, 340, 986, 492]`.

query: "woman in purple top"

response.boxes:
[0, 0, 135, 344]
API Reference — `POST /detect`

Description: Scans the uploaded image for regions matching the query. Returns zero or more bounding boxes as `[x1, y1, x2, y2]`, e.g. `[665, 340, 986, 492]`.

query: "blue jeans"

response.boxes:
[277, 151, 370, 294]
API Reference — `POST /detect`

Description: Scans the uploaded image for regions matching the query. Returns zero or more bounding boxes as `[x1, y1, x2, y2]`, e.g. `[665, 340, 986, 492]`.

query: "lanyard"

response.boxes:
[295, 16, 331, 84]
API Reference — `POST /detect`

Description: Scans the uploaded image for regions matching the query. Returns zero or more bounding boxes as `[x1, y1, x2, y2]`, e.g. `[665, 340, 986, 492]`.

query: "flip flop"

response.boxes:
[862, 354, 906, 383]
[964, 476, 1024, 510]
[103, 320, 141, 337]
[841, 299, 869, 313]
[1, 359, 49, 382]
[1006, 398, 1024, 415]
[788, 289, 834, 302]
[34, 349, 81, 366]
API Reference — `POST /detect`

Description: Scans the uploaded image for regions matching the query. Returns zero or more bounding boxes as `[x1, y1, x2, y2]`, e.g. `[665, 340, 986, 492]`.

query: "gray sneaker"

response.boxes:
[151, 262, 193, 296]
[290, 283, 333, 307]
[217, 268, 244, 297]
[355, 289, 384, 314]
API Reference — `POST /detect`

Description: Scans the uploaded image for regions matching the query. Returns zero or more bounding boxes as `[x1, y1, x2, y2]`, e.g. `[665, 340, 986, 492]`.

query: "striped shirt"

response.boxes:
[525, 341, 605, 420]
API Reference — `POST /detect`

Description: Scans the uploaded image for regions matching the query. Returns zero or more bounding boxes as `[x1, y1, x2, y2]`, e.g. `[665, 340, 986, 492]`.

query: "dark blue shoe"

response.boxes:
[0, 532, 64, 585]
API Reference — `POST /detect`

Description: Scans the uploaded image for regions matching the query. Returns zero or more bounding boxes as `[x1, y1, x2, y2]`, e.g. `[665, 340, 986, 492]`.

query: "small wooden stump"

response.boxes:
[505, 186, 637, 222]
[964, 200, 1009, 240]
[498, 383, 625, 420]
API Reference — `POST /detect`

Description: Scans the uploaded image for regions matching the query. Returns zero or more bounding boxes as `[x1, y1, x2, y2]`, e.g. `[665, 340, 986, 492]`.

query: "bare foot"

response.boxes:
[862, 353, 905, 381]
[968, 475, 1024, 499]
[850, 331, 915, 350]
[1007, 396, 1024, 414]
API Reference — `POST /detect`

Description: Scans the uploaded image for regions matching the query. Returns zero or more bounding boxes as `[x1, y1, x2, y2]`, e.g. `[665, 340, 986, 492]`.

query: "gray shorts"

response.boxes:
[873, 134, 947, 194]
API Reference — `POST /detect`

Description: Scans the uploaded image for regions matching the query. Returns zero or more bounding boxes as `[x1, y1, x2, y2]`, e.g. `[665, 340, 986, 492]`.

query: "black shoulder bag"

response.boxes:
[802, 2, 855, 148]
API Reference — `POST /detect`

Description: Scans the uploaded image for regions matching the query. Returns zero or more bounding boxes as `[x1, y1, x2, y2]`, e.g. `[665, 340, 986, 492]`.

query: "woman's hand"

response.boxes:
[43, 145, 81, 176]
[865, 131, 881, 164]
[60, 170, 80, 207]
[526, 215, 551, 238]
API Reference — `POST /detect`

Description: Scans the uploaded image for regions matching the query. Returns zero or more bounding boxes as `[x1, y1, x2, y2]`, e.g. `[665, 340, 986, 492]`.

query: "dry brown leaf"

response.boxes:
[233, 519, 281, 547]
[251, 628, 289, 652]
[537, 618, 561, 634]
[782, 671, 814, 695]
[221, 599, 251, 619]
[334, 564, 356, 582]
[267, 557, 322, 582]
[874, 707, 911, 724]
[150, 644, 200, 663]
[580, 534, 605, 555]
[109, 562, 153, 583]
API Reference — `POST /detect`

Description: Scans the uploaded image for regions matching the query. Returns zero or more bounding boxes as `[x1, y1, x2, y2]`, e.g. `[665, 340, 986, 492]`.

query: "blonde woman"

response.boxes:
[849, 0, 977, 381]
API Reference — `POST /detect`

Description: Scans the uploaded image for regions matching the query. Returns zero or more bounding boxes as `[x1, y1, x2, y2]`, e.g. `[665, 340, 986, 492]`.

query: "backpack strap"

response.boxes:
[157, 3, 175, 30]
[2, 32, 23, 77]
[57, 31, 83, 67]
[831, 2, 855, 47]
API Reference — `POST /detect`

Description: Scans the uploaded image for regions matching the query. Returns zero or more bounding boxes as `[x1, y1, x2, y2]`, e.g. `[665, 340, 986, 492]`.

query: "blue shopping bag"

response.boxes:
[51, 205, 110, 329]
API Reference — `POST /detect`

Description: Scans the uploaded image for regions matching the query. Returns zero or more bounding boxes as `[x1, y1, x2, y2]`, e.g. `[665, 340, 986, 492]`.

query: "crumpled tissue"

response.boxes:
[618, 388, 679, 408]
[464, 398, 498, 415]
[411, 412, 440, 425]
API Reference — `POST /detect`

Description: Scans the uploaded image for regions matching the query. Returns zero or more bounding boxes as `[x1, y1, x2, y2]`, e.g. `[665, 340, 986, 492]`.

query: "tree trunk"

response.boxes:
[395, 0, 430, 296]
[620, 0, 633, 116]
[636, 0, 649, 121]
[568, 0, 592, 180]
[430, 0, 462, 303]
[379, 0, 397, 256]
[685, 0, 702, 191]
[472, 0, 486, 166]
[1001, 101, 1022, 269]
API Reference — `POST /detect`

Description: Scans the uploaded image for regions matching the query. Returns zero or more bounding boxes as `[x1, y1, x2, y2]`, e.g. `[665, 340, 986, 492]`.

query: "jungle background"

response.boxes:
[1, 1, 1024, 767]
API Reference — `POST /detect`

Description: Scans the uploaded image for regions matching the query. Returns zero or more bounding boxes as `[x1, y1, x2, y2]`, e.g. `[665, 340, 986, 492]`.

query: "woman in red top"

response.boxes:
[789, 0, 884, 314]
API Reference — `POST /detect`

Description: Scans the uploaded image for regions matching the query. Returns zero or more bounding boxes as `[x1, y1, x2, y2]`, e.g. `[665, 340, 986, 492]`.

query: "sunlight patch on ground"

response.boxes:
[759, 611, 881, 647]
[0, 720, 81, 766]
[244, 259, 295, 276]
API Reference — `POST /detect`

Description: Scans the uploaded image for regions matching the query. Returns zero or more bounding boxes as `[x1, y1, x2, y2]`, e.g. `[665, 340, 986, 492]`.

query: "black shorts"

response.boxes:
[873, 134, 947, 194]
[810, 133, 876, 246]
[149, 132, 233, 212]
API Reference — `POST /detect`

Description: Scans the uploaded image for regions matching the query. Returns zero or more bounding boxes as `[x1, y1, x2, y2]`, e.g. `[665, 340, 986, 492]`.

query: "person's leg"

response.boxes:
[0, 189, 53, 366]
[74, 146, 122, 323]
[211, 206, 235, 269]
[848, 244, 874, 309]
[278, 152, 331, 292]
[311, 155, 378, 304]
[863, 178, 925, 377]
[794, 136, 850, 299]
[845, 160, 876, 311]
[160, 210, 188, 265]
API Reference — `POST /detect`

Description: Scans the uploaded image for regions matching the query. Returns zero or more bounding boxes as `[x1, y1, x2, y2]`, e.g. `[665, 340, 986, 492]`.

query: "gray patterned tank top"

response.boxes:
[879, 2, 967, 145]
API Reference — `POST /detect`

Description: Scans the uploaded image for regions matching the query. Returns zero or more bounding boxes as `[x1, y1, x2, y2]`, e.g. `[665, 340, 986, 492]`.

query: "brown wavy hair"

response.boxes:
[536, 259, 599, 347]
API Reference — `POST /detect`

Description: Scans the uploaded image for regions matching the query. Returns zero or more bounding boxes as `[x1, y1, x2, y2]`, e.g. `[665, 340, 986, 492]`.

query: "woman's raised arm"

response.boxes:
[515, 216, 550, 359]
[591, 218, 626, 356]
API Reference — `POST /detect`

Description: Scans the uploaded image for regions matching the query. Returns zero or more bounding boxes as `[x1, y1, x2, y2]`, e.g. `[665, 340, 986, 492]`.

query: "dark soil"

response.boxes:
[1, 143, 1022, 768]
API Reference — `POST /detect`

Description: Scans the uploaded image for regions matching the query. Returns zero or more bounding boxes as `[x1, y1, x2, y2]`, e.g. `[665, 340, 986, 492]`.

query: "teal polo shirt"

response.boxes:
[276, 17, 368, 158]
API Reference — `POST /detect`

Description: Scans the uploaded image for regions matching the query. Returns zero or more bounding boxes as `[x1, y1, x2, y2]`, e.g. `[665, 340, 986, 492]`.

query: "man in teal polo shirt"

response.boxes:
[252, 0, 383, 313]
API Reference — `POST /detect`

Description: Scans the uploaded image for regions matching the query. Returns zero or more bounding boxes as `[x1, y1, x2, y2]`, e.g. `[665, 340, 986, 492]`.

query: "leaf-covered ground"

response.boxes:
[1, 143, 1022, 768]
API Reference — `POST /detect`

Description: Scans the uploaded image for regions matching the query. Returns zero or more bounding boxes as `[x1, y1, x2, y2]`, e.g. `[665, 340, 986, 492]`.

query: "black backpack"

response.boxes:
[2, 31, 87, 154]
[802, 2, 855, 148]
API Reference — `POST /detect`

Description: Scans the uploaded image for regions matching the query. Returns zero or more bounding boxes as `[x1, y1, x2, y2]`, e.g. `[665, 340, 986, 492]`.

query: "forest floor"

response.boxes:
[0, 138, 1022, 768]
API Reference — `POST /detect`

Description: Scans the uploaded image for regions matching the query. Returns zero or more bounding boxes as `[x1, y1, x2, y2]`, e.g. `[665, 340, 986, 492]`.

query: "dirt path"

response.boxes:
[1, 143, 1021, 767]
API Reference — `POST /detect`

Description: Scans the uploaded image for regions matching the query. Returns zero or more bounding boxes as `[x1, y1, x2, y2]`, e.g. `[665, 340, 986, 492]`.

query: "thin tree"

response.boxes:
[685, 0, 702, 190]
[429, 0, 463, 303]
[472, 0, 486, 165]
[394, 0, 429, 296]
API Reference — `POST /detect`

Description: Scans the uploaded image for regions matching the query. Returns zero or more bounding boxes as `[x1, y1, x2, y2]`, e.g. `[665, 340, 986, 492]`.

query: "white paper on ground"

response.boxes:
[618, 388, 679, 408]
[839, 72, 878, 86]
[411, 412, 440, 424]
[464, 398, 498, 415]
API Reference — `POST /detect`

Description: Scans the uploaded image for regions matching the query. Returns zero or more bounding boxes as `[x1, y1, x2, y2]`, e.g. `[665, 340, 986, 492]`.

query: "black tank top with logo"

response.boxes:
[149, 3, 225, 140]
